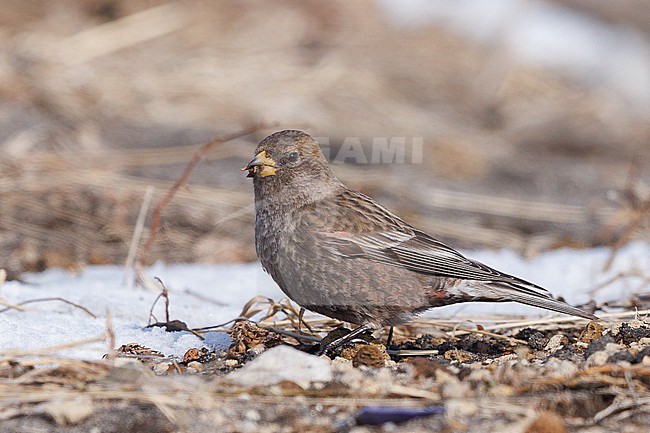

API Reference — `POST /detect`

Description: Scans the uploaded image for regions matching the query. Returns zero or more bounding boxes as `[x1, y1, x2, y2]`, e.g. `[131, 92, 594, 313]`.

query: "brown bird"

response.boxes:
[244, 130, 598, 350]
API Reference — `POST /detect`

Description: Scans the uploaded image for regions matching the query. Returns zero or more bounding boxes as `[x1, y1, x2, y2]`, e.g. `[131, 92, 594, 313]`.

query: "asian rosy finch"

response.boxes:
[244, 130, 597, 349]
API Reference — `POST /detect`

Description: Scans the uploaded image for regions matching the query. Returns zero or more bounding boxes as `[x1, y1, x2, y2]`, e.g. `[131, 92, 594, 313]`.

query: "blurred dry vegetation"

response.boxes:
[1, 0, 649, 277]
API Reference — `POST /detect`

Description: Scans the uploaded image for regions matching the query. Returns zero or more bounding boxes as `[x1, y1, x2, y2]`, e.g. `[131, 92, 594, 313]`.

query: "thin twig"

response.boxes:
[192, 318, 238, 333]
[255, 324, 322, 343]
[447, 322, 527, 345]
[0, 297, 96, 318]
[182, 288, 227, 306]
[587, 270, 647, 295]
[153, 277, 171, 323]
[137, 124, 267, 266]
[386, 349, 440, 356]
[148, 292, 164, 325]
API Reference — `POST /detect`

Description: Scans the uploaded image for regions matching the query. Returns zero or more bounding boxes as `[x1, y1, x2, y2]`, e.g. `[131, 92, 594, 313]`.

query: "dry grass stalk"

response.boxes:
[0, 291, 24, 312]
[105, 309, 116, 365]
[388, 384, 442, 401]
[601, 167, 650, 271]
[56, 1, 193, 65]
[123, 185, 154, 285]
[604, 198, 650, 271]
[413, 178, 616, 225]
[0, 335, 106, 360]
[135, 269, 166, 293]
[516, 363, 650, 395]
[591, 396, 650, 424]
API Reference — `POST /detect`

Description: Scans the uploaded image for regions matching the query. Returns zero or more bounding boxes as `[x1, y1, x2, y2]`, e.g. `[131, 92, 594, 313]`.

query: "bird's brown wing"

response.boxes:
[323, 227, 549, 295]
[314, 188, 540, 287]
[322, 228, 598, 320]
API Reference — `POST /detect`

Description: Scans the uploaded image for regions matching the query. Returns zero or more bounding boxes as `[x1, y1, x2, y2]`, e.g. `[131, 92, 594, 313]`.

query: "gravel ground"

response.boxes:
[2, 318, 650, 432]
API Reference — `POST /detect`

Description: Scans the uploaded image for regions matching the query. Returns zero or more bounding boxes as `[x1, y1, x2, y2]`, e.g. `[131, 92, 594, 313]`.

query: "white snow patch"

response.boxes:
[1, 242, 648, 360]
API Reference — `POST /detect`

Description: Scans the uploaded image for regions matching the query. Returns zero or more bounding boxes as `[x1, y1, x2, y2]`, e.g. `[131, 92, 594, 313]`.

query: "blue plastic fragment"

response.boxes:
[354, 405, 445, 425]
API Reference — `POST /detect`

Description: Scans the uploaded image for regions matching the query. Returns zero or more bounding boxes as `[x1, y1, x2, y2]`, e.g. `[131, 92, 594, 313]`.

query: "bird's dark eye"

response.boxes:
[287, 151, 300, 163]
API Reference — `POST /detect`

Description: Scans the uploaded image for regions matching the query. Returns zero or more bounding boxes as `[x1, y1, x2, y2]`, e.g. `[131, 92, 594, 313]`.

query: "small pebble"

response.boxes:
[525, 411, 567, 433]
[186, 361, 203, 372]
[224, 359, 239, 367]
[353, 344, 389, 368]
[153, 361, 173, 375]
[584, 350, 609, 367]
[544, 335, 568, 354]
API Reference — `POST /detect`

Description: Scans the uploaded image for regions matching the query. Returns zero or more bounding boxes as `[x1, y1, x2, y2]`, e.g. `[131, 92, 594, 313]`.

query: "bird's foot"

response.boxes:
[315, 323, 375, 356]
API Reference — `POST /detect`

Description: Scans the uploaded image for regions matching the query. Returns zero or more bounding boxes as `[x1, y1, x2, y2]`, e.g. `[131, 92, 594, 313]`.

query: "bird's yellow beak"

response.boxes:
[243, 150, 277, 178]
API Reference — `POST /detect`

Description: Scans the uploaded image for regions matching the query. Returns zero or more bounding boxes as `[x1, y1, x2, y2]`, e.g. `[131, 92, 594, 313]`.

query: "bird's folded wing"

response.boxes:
[321, 228, 553, 299]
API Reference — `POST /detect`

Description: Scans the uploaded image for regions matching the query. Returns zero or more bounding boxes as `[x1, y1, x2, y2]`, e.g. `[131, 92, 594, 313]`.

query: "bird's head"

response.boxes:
[244, 130, 341, 204]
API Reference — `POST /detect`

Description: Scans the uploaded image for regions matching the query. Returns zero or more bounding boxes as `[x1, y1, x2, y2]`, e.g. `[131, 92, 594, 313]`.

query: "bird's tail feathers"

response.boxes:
[480, 282, 598, 321]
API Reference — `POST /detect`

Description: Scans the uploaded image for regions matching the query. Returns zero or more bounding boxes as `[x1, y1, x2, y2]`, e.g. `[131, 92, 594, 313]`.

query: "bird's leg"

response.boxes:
[317, 323, 375, 355]
[386, 326, 394, 347]
[297, 307, 314, 333]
